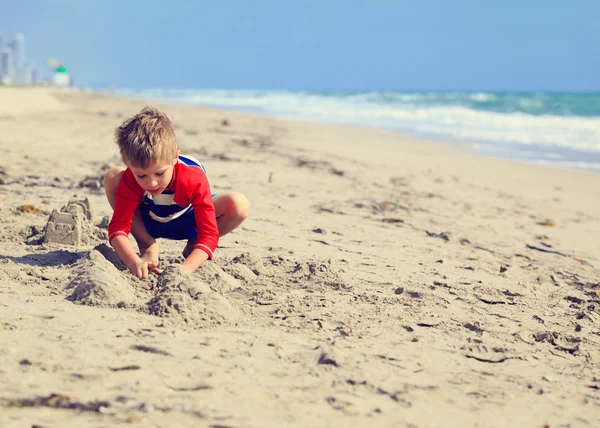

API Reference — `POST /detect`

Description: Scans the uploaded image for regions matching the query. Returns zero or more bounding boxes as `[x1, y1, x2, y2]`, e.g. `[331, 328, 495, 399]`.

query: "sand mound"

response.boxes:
[147, 265, 242, 327]
[65, 249, 141, 308]
[194, 261, 243, 292]
[62, 246, 246, 327]
[94, 243, 127, 271]
[229, 252, 270, 275]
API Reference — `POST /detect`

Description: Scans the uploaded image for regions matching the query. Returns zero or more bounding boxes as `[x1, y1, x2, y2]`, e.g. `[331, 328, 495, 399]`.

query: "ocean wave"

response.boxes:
[115, 89, 600, 155]
[530, 159, 600, 172]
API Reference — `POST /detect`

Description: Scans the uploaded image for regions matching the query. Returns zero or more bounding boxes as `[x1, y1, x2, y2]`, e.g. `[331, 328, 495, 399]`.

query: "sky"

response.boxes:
[0, 0, 598, 91]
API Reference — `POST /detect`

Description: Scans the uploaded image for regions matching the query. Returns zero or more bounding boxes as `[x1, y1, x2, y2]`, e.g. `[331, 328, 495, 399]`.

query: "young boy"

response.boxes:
[104, 106, 249, 279]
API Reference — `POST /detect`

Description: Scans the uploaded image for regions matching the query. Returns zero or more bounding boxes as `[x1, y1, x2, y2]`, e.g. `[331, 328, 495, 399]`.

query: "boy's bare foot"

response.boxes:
[182, 239, 195, 259]
[139, 242, 162, 274]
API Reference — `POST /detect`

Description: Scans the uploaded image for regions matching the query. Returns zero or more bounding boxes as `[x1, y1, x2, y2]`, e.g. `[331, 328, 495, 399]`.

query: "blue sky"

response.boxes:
[1, 0, 598, 91]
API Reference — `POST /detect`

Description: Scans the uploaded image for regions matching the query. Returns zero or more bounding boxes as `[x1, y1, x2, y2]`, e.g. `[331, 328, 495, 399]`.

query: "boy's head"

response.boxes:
[115, 106, 177, 168]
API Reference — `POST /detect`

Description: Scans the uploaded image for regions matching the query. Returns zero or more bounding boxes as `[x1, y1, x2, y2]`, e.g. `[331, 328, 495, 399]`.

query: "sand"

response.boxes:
[0, 87, 599, 427]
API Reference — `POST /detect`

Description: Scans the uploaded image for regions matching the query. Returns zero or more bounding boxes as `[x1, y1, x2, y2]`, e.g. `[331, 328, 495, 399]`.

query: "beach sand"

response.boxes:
[1, 87, 599, 427]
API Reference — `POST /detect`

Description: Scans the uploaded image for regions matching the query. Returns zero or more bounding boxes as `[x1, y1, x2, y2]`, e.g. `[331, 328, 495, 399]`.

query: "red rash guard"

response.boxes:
[107, 162, 219, 259]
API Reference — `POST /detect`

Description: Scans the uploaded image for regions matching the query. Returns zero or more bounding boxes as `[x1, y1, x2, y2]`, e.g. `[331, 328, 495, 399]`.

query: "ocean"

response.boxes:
[115, 89, 600, 172]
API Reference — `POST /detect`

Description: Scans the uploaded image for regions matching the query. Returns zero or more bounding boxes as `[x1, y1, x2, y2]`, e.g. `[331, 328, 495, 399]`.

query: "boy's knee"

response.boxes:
[228, 192, 249, 220]
[234, 193, 249, 220]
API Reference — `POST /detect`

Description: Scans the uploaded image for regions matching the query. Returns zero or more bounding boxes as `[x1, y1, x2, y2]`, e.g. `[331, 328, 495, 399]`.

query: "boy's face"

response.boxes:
[128, 151, 180, 196]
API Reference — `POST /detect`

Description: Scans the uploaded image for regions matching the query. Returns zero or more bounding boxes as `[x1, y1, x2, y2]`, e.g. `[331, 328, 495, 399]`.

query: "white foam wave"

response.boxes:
[530, 159, 600, 171]
[468, 92, 496, 102]
[116, 89, 600, 153]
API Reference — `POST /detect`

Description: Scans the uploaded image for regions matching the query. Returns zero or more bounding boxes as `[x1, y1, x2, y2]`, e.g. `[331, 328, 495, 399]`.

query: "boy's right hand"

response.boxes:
[110, 235, 161, 280]
[127, 258, 160, 280]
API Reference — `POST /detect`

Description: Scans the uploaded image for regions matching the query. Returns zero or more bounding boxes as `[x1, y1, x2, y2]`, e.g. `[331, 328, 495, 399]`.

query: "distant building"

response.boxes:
[0, 48, 15, 84]
[10, 33, 25, 69]
[0, 48, 9, 74]
[20, 60, 37, 85]
[0, 33, 43, 86]
[29, 62, 39, 85]
[53, 64, 71, 87]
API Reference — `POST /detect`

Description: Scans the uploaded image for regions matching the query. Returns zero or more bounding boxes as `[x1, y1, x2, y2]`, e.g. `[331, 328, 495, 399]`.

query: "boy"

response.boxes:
[104, 106, 249, 279]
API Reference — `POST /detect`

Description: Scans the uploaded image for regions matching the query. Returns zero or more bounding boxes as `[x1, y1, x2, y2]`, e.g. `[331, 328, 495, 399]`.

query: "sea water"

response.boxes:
[116, 89, 600, 172]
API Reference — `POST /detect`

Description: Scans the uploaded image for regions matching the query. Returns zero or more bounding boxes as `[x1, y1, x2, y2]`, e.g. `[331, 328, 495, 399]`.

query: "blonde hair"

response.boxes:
[115, 106, 177, 168]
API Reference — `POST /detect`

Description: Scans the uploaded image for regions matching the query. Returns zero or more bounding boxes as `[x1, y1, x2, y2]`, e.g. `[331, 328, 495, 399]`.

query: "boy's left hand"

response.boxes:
[140, 243, 162, 275]
[147, 262, 163, 275]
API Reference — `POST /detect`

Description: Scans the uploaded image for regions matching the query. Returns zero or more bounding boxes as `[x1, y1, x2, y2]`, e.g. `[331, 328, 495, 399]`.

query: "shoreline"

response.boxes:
[110, 88, 600, 174]
[1, 87, 599, 427]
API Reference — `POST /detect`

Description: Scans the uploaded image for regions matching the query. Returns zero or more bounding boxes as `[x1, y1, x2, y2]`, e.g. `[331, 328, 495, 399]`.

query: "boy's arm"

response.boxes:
[108, 169, 149, 278]
[111, 235, 155, 279]
[191, 194, 219, 260]
[174, 167, 219, 273]
[181, 248, 209, 273]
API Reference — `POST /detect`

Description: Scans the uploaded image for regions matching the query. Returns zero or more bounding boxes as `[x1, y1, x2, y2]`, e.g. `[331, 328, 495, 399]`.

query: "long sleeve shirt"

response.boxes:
[107, 161, 219, 259]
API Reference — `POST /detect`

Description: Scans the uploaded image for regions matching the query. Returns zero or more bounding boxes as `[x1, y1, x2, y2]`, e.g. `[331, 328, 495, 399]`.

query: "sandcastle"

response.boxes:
[43, 196, 96, 246]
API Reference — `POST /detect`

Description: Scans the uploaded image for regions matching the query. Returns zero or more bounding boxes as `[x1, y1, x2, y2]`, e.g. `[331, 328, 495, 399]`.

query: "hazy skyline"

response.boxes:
[1, 0, 598, 91]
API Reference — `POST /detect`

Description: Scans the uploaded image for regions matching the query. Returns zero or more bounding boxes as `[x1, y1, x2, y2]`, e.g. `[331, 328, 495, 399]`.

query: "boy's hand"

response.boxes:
[148, 263, 163, 275]
[111, 235, 162, 280]
[140, 243, 162, 275]
[127, 258, 160, 280]
[181, 248, 209, 274]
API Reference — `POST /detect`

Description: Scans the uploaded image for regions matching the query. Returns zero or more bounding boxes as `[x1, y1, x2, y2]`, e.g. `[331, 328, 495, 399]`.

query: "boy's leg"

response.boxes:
[182, 192, 249, 259]
[103, 167, 160, 268]
[213, 192, 250, 236]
